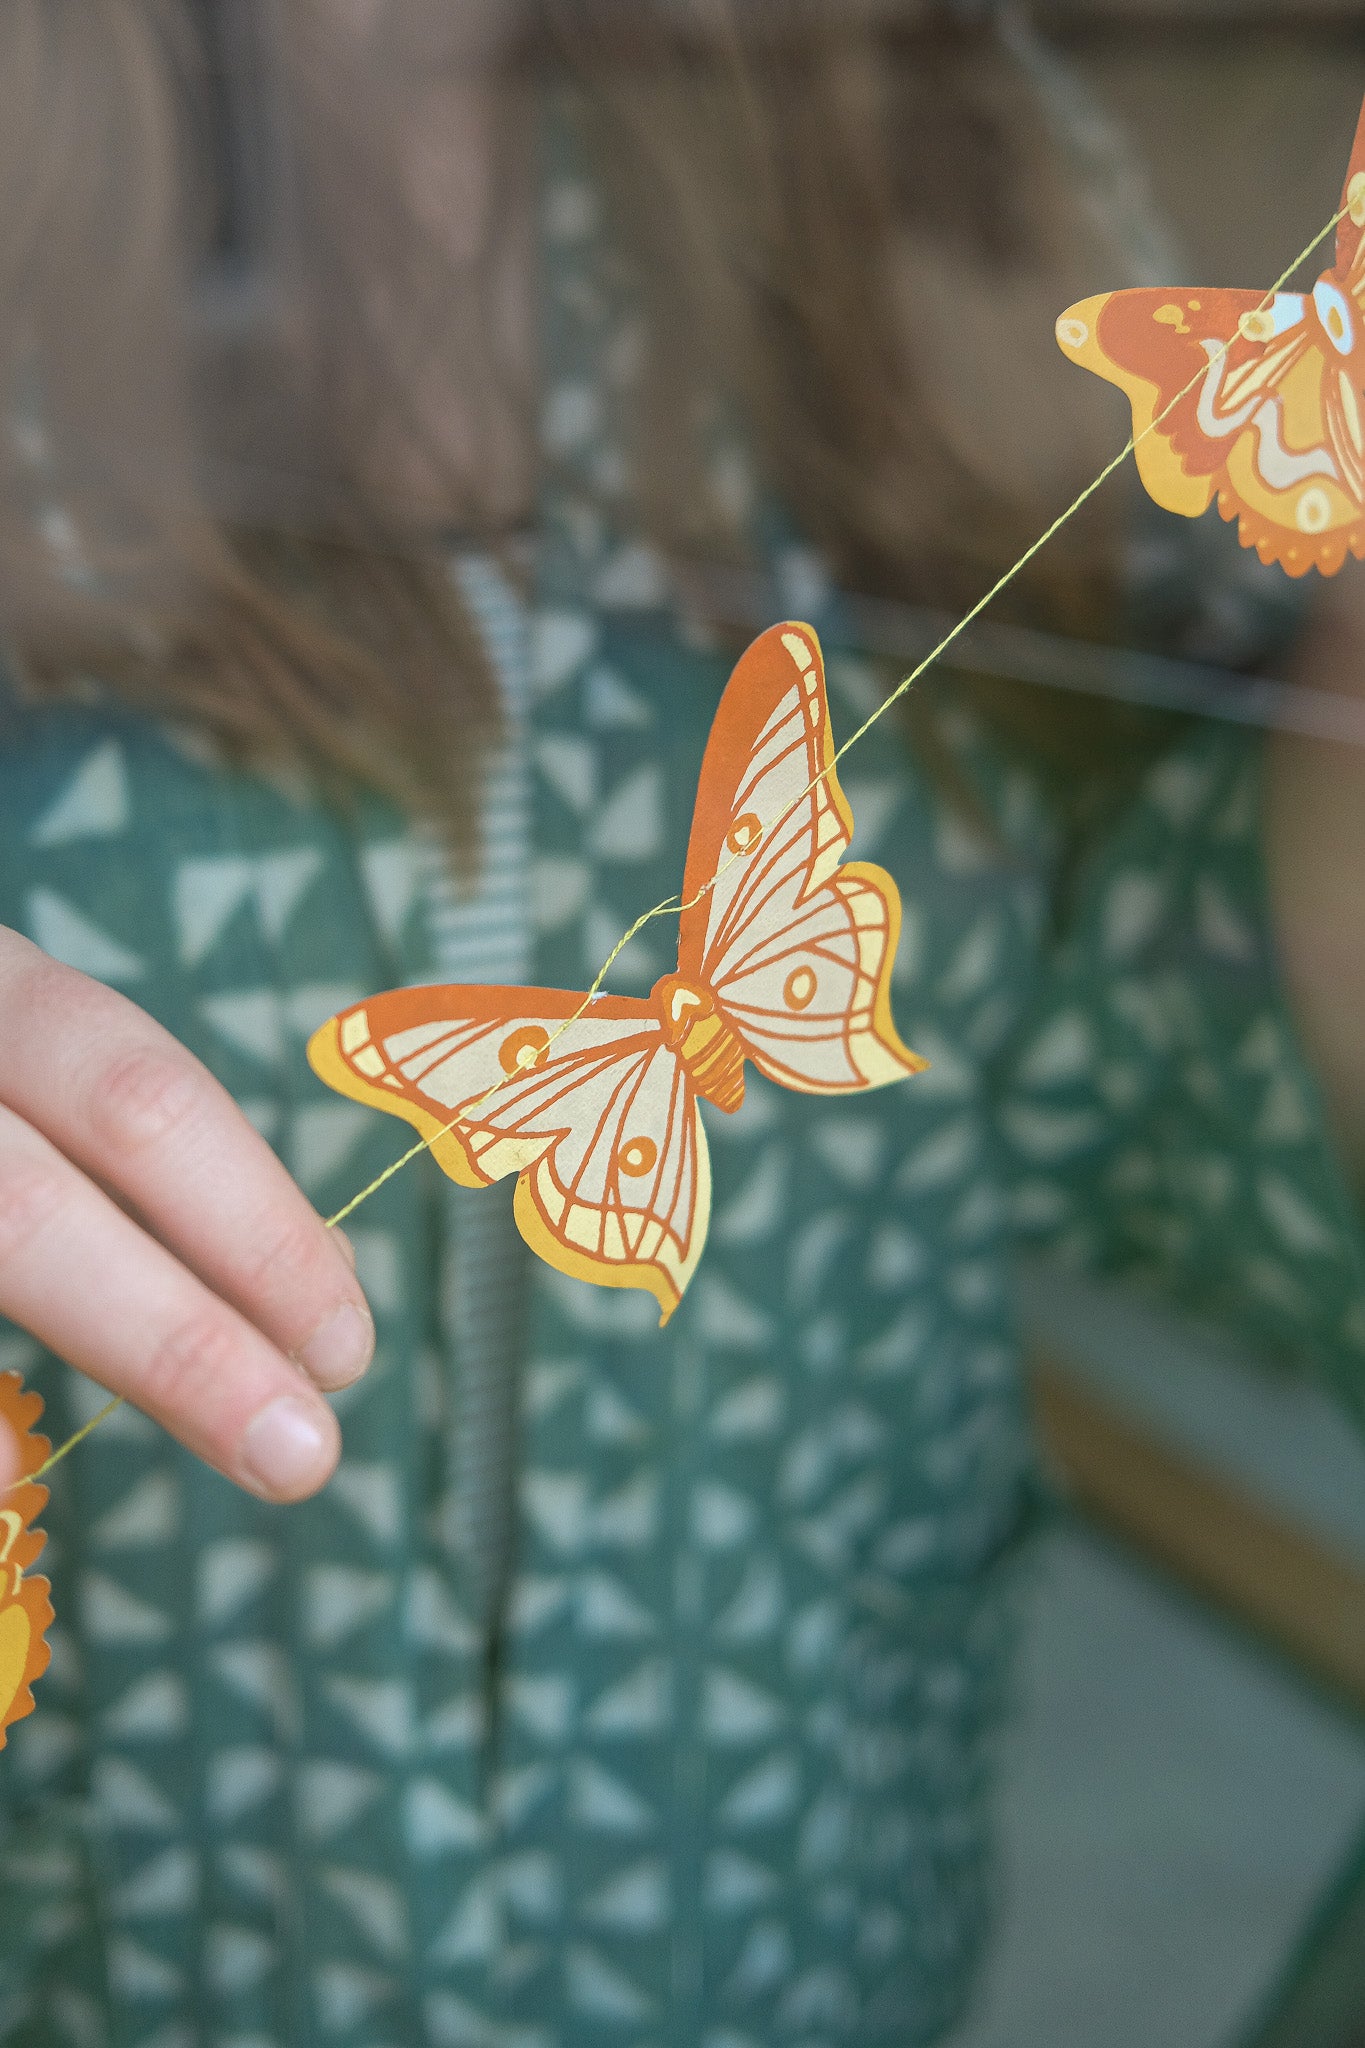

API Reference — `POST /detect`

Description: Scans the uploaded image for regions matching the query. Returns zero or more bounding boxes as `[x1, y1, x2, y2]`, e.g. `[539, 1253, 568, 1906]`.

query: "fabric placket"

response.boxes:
[416, 550, 535, 1776]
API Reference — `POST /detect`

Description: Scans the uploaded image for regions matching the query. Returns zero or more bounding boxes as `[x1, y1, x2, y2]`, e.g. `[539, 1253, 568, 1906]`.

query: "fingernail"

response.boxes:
[239, 1396, 335, 1500]
[296, 1303, 374, 1390]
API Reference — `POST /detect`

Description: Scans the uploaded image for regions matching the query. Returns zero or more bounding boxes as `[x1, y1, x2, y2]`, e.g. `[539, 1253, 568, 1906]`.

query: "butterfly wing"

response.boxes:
[1337, 93, 1365, 284]
[309, 988, 710, 1322]
[1057, 281, 1365, 576]
[678, 622, 926, 1095]
[1056, 131, 1365, 590]
[0, 1374, 52, 1749]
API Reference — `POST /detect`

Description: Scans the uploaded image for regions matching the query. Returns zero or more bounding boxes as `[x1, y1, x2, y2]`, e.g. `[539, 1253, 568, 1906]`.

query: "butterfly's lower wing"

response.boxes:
[507, 1036, 710, 1323]
[309, 988, 710, 1322]
[678, 622, 925, 1095]
[1057, 285, 1365, 575]
[716, 859, 926, 1094]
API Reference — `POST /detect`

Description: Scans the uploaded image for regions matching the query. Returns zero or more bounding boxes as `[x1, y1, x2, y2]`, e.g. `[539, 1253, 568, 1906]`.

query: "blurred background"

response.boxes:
[23, 2, 1365, 2043]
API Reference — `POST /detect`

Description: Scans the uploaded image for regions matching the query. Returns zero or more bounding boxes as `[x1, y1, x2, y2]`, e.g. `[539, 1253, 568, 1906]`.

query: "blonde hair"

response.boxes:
[0, 1, 1124, 834]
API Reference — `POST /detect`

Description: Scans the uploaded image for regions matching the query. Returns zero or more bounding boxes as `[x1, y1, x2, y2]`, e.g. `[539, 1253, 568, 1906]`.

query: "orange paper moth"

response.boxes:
[309, 622, 926, 1322]
[0, 1373, 53, 1746]
[1056, 92, 1365, 577]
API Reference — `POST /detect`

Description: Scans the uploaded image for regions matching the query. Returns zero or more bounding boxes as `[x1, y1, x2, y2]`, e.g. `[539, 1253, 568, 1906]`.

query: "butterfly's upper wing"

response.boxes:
[1057, 267, 1365, 577]
[1057, 89, 1365, 576]
[309, 987, 710, 1322]
[677, 622, 925, 1096]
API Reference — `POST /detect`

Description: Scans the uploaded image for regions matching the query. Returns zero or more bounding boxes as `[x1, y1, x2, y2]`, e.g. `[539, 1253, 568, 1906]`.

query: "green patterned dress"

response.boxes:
[2, 113, 1365, 2048]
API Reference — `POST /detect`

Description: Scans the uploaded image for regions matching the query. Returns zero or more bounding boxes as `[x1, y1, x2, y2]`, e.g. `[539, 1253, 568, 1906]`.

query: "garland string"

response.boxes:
[24, 197, 1349, 1487]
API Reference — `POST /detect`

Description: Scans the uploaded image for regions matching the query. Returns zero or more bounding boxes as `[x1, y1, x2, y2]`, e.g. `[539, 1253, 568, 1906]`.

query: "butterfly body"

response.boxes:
[1056, 103, 1365, 577]
[651, 973, 746, 1112]
[310, 623, 925, 1321]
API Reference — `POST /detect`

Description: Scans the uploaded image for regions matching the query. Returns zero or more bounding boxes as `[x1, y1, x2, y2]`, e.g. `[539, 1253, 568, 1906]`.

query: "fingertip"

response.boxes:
[236, 1392, 341, 1503]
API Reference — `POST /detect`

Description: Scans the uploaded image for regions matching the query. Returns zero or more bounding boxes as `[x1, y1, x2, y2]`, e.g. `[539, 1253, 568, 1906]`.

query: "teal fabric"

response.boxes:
[2, 103, 1365, 2048]
[1002, 726, 1365, 1430]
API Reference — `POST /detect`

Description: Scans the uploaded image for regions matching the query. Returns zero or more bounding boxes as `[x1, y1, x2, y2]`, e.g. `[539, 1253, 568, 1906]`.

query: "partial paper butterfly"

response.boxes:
[0, 1373, 53, 1747]
[1056, 91, 1365, 576]
[309, 623, 925, 1321]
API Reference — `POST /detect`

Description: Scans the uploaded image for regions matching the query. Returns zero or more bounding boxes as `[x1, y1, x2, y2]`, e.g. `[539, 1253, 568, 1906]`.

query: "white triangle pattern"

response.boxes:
[29, 740, 130, 846]
[26, 889, 144, 983]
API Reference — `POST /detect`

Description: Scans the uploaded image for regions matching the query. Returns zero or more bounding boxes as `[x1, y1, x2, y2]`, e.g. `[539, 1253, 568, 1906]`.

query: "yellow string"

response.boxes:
[324, 197, 1350, 1229]
[22, 195, 1349, 1488]
[27, 1395, 125, 1485]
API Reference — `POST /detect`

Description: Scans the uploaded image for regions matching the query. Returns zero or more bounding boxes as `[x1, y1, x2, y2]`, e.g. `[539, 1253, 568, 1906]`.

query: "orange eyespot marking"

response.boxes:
[784, 967, 817, 1011]
[499, 1025, 551, 1077]
[617, 1136, 658, 1178]
[726, 813, 761, 855]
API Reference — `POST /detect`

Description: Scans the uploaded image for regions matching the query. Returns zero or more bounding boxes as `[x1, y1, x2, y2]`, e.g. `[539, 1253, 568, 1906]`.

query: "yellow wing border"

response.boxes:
[834, 862, 929, 1089]
[513, 1115, 711, 1328]
[308, 1016, 486, 1188]
[1055, 291, 1215, 521]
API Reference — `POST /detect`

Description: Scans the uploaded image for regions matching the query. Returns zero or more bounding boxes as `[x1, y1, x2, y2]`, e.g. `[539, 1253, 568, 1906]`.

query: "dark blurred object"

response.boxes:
[183, 0, 274, 276]
[1239, 1817, 1365, 2048]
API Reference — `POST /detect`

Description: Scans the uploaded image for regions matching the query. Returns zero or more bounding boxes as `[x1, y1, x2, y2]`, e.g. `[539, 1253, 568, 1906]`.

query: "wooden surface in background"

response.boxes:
[1033, 1357, 1365, 1714]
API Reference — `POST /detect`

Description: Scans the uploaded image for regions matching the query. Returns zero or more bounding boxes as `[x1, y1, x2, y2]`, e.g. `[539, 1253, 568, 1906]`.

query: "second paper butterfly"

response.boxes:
[308, 623, 926, 1321]
[1056, 91, 1365, 577]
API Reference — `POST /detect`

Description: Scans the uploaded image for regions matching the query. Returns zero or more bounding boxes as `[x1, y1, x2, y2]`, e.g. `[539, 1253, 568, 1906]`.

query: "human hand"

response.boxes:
[0, 928, 373, 1500]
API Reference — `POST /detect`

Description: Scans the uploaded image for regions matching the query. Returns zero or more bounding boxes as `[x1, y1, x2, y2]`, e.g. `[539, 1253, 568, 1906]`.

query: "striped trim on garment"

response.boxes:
[421, 550, 533, 1634]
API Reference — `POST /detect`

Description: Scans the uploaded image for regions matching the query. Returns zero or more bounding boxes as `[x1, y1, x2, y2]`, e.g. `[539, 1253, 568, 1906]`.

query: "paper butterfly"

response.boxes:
[309, 623, 925, 1322]
[1056, 91, 1365, 577]
[0, 1374, 53, 1747]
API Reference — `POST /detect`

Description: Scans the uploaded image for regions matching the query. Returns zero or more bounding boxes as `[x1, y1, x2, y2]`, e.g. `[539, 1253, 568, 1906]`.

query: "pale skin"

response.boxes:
[2, 14, 1363, 1501]
[0, 929, 373, 1498]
